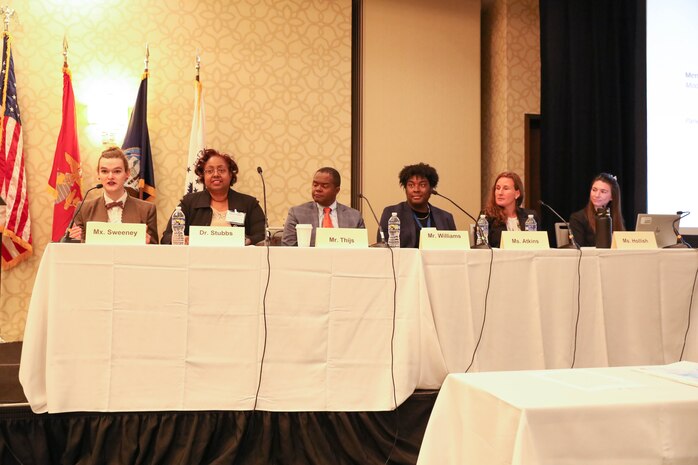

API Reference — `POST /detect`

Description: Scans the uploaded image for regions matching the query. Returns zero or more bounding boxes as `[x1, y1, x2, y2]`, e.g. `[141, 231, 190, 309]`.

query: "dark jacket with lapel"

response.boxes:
[161, 189, 265, 244]
[378, 201, 456, 248]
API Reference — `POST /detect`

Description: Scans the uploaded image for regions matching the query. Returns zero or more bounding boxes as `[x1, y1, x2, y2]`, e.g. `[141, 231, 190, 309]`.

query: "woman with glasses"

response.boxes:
[161, 148, 266, 245]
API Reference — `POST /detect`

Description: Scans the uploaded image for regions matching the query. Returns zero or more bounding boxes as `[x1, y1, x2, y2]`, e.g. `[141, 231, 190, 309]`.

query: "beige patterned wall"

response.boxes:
[481, 0, 540, 201]
[0, 0, 351, 342]
[362, 0, 481, 236]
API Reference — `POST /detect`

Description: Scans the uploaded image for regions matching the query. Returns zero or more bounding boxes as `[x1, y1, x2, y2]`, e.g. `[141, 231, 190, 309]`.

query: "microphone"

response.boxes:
[59, 184, 103, 243]
[538, 200, 579, 249]
[665, 210, 691, 248]
[256, 166, 271, 245]
[431, 190, 490, 249]
[358, 193, 388, 247]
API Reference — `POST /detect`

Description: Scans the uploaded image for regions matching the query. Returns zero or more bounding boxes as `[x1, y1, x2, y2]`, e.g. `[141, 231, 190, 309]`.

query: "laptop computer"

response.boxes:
[635, 214, 680, 248]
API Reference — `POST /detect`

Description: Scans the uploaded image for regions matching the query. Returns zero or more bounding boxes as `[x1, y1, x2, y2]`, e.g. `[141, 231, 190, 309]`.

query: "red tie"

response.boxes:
[322, 207, 333, 228]
[106, 201, 124, 210]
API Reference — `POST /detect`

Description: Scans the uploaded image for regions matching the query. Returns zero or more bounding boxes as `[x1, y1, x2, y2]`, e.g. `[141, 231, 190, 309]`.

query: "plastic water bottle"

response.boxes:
[476, 214, 489, 246]
[525, 214, 537, 231]
[171, 206, 186, 245]
[387, 212, 400, 248]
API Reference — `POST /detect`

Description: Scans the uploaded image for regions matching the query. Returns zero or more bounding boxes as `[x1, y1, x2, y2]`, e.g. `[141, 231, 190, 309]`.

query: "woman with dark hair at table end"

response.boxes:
[569, 172, 625, 247]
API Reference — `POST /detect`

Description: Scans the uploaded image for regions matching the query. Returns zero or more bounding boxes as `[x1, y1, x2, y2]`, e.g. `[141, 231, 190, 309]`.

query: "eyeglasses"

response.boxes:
[204, 167, 229, 176]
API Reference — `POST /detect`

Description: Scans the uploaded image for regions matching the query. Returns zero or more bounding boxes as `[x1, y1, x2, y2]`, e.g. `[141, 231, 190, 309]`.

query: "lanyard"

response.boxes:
[412, 211, 432, 229]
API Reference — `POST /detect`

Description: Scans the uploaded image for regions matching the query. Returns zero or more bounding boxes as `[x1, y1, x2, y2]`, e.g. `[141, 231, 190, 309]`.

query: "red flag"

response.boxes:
[0, 32, 32, 269]
[48, 64, 82, 242]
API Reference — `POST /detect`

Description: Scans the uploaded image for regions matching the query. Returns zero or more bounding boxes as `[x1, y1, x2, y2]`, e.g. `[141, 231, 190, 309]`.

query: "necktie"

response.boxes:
[106, 201, 124, 210]
[322, 207, 333, 228]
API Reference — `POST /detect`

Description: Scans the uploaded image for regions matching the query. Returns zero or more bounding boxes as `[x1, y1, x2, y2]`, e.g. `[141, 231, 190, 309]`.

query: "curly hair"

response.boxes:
[484, 171, 525, 225]
[194, 148, 239, 186]
[583, 172, 625, 233]
[398, 163, 439, 188]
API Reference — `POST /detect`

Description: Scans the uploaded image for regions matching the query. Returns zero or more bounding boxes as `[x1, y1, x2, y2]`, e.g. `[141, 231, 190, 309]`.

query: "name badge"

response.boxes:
[189, 226, 245, 247]
[85, 221, 147, 245]
[420, 229, 471, 250]
[226, 210, 246, 226]
[500, 231, 550, 249]
[315, 228, 369, 248]
[611, 231, 657, 249]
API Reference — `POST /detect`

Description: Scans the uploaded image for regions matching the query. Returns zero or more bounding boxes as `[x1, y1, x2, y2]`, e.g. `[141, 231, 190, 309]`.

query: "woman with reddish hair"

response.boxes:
[483, 171, 539, 248]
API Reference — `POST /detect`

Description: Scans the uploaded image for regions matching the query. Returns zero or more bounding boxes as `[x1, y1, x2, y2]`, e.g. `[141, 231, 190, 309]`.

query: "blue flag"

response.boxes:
[122, 72, 155, 201]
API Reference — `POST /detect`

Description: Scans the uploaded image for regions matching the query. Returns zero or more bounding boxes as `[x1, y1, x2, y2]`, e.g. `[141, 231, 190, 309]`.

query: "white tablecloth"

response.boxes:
[417, 364, 698, 465]
[421, 248, 698, 372]
[19, 245, 698, 413]
[20, 244, 439, 413]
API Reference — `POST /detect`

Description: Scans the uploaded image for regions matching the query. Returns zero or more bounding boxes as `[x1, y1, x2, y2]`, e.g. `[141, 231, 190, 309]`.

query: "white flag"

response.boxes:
[185, 79, 205, 194]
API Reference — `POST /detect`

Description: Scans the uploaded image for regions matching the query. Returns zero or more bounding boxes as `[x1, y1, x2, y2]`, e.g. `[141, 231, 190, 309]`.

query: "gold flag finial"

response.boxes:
[63, 35, 68, 66]
[1, 6, 15, 32]
[195, 49, 201, 81]
[144, 42, 150, 72]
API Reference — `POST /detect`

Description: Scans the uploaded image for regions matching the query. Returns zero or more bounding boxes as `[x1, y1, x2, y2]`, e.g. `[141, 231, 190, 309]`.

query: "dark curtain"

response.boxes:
[539, 0, 646, 230]
[0, 391, 436, 465]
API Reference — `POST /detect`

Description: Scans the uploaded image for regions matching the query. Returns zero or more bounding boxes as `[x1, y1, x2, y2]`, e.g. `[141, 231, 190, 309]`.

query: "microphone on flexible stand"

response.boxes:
[358, 193, 388, 248]
[665, 211, 691, 248]
[431, 190, 490, 249]
[59, 184, 103, 243]
[256, 167, 271, 246]
[538, 200, 580, 249]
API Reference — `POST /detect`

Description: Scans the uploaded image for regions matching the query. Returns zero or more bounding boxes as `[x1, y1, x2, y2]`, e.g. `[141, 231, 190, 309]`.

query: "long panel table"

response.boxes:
[19, 245, 698, 414]
[417, 364, 698, 464]
[20, 244, 437, 413]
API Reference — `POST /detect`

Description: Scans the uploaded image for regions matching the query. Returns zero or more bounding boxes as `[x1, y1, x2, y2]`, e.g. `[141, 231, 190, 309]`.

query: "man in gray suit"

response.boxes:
[282, 167, 365, 246]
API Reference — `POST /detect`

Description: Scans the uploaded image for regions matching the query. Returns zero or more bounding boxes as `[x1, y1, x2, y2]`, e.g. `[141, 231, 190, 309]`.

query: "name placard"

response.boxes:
[500, 231, 550, 250]
[85, 221, 147, 245]
[189, 226, 245, 247]
[611, 231, 657, 249]
[315, 227, 369, 248]
[420, 229, 471, 250]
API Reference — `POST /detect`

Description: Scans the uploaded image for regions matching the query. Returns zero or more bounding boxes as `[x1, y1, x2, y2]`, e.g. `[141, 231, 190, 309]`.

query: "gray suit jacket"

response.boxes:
[282, 201, 366, 246]
[74, 196, 159, 244]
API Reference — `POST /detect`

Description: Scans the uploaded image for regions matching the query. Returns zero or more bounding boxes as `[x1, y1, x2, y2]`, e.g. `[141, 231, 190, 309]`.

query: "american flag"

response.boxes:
[0, 32, 32, 269]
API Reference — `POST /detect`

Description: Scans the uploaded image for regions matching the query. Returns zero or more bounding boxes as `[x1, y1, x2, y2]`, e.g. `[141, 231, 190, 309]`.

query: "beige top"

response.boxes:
[210, 208, 231, 227]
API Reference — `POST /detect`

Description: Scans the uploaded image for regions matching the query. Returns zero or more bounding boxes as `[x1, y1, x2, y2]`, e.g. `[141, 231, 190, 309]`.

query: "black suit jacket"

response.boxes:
[378, 201, 456, 248]
[486, 207, 540, 248]
[161, 189, 265, 244]
[569, 208, 595, 247]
